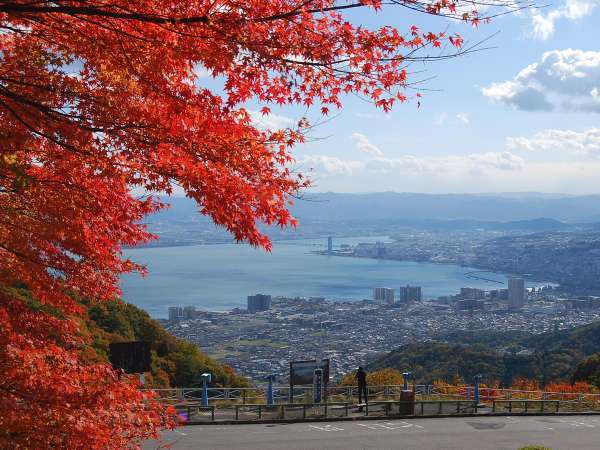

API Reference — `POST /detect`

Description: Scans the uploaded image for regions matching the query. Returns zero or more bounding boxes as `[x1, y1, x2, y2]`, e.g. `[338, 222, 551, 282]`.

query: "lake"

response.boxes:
[121, 236, 539, 318]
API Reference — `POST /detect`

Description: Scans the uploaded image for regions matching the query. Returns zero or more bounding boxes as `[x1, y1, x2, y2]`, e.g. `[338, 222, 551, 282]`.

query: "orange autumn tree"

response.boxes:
[0, 0, 528, 447]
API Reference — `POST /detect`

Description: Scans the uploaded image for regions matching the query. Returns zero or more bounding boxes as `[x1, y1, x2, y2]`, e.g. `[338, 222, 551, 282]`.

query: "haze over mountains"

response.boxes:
[148, 192, 600, 234]
[290, 192, 600, 223]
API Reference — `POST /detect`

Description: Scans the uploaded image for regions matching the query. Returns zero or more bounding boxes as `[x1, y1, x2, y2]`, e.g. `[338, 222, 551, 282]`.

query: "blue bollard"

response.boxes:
[201, 373, 212, 407]
[267, 375, 276, 407]
[474, 374, 482, 406]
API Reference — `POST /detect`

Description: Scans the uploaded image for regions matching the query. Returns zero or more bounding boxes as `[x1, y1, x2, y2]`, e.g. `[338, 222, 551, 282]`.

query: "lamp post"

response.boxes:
[474, 374, 482, 406]
[266, 374, 276, 407]
[201, 373, 212, 407]
[402, 372, 412, 391]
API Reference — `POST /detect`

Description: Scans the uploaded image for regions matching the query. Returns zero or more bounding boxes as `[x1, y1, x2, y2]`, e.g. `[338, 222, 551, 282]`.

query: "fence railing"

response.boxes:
[364, 400, 478, 417]
[174, 398, 600, 423]
[169, 393, 600, 423]
[431, 386, 600, 405]
[492, 400, 560, 413]
[152, 384, 436, 406]
[234, 402, 351, 421]
[152, 385, 600, 407]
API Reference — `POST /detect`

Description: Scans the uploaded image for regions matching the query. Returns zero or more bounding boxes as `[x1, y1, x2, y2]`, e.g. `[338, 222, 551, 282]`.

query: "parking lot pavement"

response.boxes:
[143, 415, 600, 450]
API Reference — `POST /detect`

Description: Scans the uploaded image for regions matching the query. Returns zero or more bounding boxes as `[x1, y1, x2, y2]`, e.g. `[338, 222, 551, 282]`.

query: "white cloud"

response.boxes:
[299, 151, 523, 179]
[297, 155, 365, 175]
[351, 133, 384, 157]
[248, 110, 295, 131]
[530, 0, 598, 40]
[482, 49, 600, 113]
[456, 112, 470, 125]
[506, 128, 600, 158]
[372, 152, 523, 173]
[367, 155, 434, 173]
[467, 151, 524, 171]
[434, 112, 448, 125]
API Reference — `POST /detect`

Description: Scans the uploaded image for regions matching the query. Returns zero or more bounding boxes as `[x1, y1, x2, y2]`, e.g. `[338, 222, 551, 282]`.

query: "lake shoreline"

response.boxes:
[121, 236, 543, 319]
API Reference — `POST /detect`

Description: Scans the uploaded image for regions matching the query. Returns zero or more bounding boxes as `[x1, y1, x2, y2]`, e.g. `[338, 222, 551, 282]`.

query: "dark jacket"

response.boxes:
[355, 368, 367, 386]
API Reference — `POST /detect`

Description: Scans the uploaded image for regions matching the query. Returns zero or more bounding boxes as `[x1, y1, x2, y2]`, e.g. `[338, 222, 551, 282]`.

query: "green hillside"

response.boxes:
[572, 353, 600, 387]
[521, 321, 600, 355]
[370, 321, 600, 386]
[81, 298, 249, 388]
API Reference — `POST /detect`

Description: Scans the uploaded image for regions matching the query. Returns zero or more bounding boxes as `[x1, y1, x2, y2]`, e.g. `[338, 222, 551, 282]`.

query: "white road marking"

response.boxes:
[308, 424, 344, 432]
[383, 421, 419, 429]
[358, 422, 424, 431]
[559, 419, 595, 428]
[358, 423, 381, 430]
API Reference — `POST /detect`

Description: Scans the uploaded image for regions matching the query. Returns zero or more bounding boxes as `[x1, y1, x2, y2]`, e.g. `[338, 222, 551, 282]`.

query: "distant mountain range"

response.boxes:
[145, 192, 600, 233]
[289, 192, 600, 223]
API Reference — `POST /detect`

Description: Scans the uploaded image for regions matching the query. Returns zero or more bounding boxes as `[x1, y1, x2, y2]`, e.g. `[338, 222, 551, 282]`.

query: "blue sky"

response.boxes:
[209, 2, 600, 194]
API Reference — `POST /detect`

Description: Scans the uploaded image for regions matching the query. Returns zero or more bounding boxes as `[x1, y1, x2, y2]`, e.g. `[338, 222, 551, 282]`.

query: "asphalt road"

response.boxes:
[144, 415, 600, 450]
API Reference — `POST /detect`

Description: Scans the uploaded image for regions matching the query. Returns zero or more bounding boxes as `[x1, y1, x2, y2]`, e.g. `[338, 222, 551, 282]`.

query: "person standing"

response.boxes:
[355, 366, 368, 409]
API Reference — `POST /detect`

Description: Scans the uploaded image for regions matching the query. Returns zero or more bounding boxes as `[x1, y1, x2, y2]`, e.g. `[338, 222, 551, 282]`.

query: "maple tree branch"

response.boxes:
[0, 2, 210, 24]
[0, 0, 534, 25]
[0, 84, 150, 133]
[254, 2, 365, 22]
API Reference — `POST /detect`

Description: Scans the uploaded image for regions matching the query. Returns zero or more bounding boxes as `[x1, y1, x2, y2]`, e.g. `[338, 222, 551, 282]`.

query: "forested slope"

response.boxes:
[370, 321, 600, 386]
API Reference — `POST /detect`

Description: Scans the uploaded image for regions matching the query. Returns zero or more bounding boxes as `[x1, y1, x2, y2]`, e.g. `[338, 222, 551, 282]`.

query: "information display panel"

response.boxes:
[109, 341, 151, 374]
[289, 359, 330, 401]
[290, 359, 330, 386]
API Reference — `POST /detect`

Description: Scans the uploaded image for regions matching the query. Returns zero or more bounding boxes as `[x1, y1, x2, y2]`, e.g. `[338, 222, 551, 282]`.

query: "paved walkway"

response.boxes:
[144, 415, 600, 449]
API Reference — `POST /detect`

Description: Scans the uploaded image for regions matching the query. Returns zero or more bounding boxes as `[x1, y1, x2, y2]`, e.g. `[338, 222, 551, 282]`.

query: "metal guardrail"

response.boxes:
[234, 402, 351, 420]
[170, 397, 600, 423]
[152, 385, 435, 405]
[430, 387, 600, 403]
[174, 400, 477, 423]
[492, 400, 560, 413]
[365, 400, 478, 417]
[154, 385, 600, 413]
[177, 404, 215, 421]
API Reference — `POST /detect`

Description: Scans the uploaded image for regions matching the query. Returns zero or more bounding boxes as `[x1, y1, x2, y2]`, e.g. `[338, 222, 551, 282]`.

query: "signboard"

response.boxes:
[289, 359, 330, 401]
[290, 359, 330, 386]
[109, 341, 151, 374]
[313, 368, 323, 403]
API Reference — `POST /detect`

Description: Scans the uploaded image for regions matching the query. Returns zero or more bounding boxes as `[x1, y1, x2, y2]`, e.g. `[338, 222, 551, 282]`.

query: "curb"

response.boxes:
[183, 411, 600, 426]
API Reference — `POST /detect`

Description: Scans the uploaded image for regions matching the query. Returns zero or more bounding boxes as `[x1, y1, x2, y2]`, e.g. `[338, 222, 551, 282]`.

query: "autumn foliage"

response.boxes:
[431, 377, 599, 402]
[1, 0, 522, 447]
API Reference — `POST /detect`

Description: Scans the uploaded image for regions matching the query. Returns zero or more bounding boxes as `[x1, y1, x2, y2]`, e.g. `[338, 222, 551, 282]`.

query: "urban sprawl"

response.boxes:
[165, 276, 600, 384]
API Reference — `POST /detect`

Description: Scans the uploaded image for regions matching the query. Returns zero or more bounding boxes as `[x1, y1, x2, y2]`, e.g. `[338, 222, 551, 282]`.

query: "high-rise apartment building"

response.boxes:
[399, 285, 422, 303]
[460, 287, 485, 299]
[168, 306, 183, 322]
[183, 305, 196, 320]
[247, 293, 272, 313]
[490, 289, 509, 300]
[508, 278, 526, 310]
[373, 287, 395, 304]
